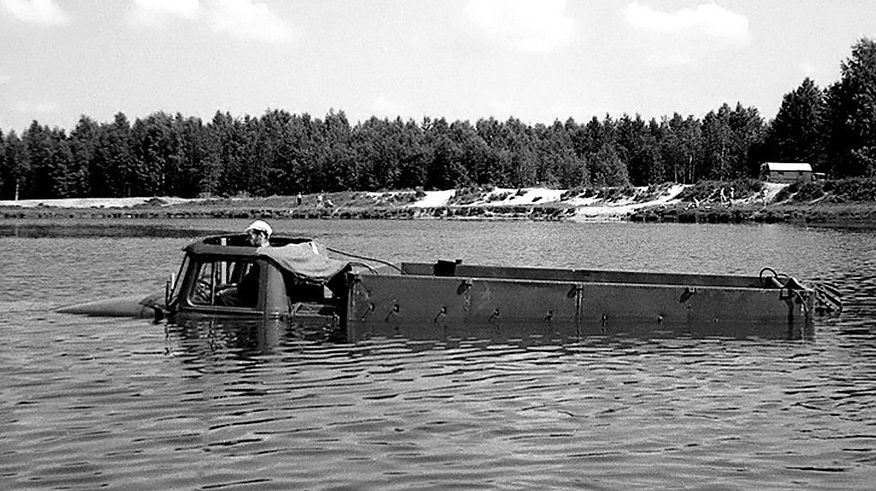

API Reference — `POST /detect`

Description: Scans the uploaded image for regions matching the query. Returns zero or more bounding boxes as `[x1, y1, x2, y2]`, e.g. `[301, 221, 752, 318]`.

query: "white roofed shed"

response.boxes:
[759, 162, 814, 183]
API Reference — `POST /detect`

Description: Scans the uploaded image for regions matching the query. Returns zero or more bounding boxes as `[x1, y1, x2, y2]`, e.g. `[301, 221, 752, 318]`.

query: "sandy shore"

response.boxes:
[5, 183, 871, 226]
[0, 186, 684, 220]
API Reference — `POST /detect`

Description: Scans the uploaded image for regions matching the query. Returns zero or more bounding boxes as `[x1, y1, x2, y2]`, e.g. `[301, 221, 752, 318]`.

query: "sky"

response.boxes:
[1, 0, 875, 133]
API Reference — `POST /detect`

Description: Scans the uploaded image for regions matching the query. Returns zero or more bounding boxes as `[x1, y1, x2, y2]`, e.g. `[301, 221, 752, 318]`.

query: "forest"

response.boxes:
[1, 39, 875, 201]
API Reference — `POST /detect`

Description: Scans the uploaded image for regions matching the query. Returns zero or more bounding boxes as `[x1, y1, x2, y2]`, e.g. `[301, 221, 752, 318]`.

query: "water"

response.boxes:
[1, 219, 874, 489]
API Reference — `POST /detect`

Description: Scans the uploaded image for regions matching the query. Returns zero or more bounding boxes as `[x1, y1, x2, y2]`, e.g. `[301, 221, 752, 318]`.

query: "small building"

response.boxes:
[759, 162, 813, 183]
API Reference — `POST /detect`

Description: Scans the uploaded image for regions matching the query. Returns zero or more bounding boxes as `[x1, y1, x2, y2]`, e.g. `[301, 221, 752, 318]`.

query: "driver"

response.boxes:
[217, 220, 273, 306]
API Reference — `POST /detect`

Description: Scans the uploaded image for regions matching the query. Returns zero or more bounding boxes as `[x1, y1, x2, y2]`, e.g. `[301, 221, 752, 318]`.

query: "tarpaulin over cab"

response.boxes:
[257, 242, 349, 285]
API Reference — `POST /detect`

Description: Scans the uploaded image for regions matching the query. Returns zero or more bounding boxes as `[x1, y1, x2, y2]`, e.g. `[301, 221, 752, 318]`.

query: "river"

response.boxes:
[1, 218, 874, 489]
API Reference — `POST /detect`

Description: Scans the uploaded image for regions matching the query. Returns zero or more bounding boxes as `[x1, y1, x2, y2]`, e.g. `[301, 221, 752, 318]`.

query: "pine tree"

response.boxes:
[588, 143, 629, 187]
[68, 116, 100, 197]
[764, 78, 824, 165]
[23, 121, 69, 199]
[823, 38, 876, 177]
[0, 129, 5, 196]
[92, 113, 134, 197]
[1, 131, 27, 200]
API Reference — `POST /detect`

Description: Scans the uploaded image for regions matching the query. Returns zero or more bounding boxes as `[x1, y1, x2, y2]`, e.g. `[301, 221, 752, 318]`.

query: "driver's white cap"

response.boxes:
[245, 220, 272, 237]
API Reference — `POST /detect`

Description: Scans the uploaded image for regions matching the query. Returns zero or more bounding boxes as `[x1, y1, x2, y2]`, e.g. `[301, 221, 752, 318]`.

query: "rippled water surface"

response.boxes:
[1, 219, 874, 489]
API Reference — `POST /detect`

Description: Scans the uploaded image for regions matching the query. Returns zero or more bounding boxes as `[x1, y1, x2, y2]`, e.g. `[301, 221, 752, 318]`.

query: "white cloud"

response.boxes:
[0, 0, 69, 26]
[646, 52, 694, 67]
[130, 0, 199, 24]
[623, 2, 750, 67]
[14, 100, 59, 115]
[465, 0, 575, 53]
[129, 0, 293, 45]
[206, 0, 293, 45]
[0, 74, 11, 85]
[624, 2, 749, 43]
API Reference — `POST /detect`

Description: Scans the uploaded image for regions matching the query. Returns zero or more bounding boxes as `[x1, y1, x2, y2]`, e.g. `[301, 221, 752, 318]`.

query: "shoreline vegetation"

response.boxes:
[2, 178, 874, 227]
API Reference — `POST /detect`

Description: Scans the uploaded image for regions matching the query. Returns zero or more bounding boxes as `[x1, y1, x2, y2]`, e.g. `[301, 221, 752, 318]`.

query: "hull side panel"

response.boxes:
[347, 273, 812, 342]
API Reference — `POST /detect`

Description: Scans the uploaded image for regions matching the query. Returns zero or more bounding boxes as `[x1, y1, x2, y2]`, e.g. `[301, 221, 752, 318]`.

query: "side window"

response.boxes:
[189, 259, 260, 308]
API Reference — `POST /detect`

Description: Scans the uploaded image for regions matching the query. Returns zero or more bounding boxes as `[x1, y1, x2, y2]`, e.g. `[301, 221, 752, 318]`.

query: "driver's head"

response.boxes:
[244, 220, 272, 247]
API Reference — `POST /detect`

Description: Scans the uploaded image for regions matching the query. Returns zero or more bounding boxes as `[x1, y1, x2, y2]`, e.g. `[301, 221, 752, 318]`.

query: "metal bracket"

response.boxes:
[680, 287, 698, 303]
[385, 299, 400, 322]
[359, 302, 375, 322]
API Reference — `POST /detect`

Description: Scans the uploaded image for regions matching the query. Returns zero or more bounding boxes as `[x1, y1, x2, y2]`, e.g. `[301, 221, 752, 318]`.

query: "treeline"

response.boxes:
[2, 39, 876, 200]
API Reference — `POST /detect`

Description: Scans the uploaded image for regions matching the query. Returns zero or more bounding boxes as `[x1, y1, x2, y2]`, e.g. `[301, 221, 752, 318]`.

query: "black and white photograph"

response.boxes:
[1, 1, 874, 489]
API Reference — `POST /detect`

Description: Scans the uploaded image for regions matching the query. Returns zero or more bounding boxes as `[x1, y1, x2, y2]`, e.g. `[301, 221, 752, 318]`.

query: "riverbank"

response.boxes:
[0, 186, 657, 221]
[627, 178, 876, 227]
[628, 202, 876, 227]
[1, 181, 874, 226]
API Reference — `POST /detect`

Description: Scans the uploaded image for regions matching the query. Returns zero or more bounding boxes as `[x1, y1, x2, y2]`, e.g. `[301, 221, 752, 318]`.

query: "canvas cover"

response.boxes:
[257, 241, 349, 285]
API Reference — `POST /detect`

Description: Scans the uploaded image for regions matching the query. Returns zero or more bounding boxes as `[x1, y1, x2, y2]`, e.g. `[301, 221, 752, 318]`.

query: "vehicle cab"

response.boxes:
[165, 234, 351, 339]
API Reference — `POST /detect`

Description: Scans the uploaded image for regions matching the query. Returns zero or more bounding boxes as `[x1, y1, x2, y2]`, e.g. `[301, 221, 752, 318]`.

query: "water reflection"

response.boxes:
[353, 316, 817, 344]
[165, 318, 282, 360]
[162, 313, 822, 369]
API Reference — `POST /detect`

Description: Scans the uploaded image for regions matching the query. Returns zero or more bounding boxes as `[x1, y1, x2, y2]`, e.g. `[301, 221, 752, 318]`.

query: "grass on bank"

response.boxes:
[2, 178, 875, 225]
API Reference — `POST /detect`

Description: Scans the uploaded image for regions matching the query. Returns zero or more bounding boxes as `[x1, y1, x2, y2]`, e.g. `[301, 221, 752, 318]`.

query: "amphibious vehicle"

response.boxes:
[59, 234, 842, 342]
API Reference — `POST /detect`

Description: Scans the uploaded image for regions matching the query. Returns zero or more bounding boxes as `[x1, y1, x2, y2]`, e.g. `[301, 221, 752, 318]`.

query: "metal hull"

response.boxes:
[56, 234, 823, 345]
[345, 263, 814, 342]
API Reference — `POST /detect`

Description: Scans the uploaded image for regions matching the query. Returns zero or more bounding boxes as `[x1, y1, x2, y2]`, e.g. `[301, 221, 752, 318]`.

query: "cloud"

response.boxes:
[646, 52, 694, 67]
[0, 0, 69, 26]
[206, 0, 293, 45]
[464, 0, 575, 53]
[14, 100, 59, 115]
[130, 0, 199, 24]
[623, 2, 750, 66]
[624, 2, 749, 43]
[130, 0, 293, 45]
